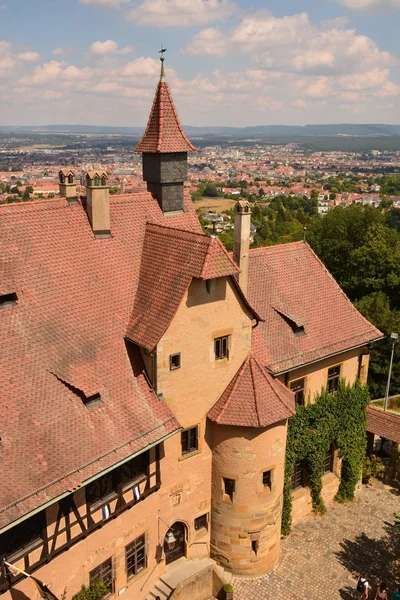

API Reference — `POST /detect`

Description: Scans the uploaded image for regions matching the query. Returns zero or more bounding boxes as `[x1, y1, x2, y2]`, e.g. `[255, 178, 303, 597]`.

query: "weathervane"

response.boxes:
[159, 44, 167, 80]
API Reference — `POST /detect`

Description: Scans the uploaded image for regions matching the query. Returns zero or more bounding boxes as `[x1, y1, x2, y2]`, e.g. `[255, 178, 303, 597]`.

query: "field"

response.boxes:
[194, 197, 237, 214]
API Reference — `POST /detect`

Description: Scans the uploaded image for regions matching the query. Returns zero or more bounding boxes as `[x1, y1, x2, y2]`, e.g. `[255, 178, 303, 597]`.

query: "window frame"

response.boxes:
[327, 365, 341, 394]
[214, 335, 229, 361]
[89, 557, 114, 598]
[194, 513, 208, 531]
[125, 534, 147, 580]
[291, 460, 305, 491]
[170, 353, 181, 371]
[289, 377, 305, 407]
[181, 425, 199, 456]
[262, 470, 272, 490]
[323, 446, 334, 475]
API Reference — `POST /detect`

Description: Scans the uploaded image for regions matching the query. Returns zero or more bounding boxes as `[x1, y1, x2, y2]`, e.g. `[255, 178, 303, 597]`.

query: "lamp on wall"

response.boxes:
[164, 530, 177, 551]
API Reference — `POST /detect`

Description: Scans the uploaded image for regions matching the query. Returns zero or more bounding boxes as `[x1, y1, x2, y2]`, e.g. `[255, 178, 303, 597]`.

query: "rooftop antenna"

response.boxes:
[303, 226, 307, 242]
[159, 44, 167, 80]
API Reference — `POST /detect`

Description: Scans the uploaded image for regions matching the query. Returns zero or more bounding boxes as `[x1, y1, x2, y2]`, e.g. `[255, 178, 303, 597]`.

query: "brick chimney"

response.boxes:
[59, 169, 77, 203]
[85, 171, 111, 238]
[233, 200, 251, 295]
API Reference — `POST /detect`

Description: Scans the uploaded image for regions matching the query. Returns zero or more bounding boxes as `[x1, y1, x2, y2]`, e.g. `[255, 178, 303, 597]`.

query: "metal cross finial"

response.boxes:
[159, 44, 167, 80]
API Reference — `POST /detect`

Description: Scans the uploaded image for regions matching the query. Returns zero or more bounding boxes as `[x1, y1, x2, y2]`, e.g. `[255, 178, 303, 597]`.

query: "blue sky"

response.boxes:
[0, 0, 399, 126]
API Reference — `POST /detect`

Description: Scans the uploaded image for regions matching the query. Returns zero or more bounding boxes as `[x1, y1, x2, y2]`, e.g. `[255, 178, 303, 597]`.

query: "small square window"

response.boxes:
[170, 353, 181, 370]
[90, 558, 114, 598]
[262, 470, 272, 490]
[194, 514, 208, 531]
[223, 477, 235, 501]
[327, 365, 341, 394]
[215, 336, 229, 360]
[181, 426, 198, 455]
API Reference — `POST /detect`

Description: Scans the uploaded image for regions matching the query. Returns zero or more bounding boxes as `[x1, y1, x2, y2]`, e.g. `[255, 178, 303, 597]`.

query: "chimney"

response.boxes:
[85, 171, 111, 238]
[233, 200, 251, 295]
[59, 169, 77, 203]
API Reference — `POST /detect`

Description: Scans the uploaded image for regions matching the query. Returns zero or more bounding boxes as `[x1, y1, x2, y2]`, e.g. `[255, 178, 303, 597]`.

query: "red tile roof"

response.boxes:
[0, 192, 201, 529]
[134, 80, 195, 154]
[208, 354, 295, 427]
[125, 224, 252, 351]
[366, 406, 400, 444]
[249, 242, 383, 374]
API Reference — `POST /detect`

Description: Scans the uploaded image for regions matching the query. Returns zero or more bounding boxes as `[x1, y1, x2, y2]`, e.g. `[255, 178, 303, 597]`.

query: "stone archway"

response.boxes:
[164, 521, 187, 565]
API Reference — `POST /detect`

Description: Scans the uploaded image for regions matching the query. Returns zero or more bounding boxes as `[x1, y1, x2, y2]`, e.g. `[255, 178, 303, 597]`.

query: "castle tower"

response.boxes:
[208, 355, 295, 576]
[135, 52, 195, 214]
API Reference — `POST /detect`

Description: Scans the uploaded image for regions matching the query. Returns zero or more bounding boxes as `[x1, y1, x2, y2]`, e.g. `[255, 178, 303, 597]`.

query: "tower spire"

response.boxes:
[159, 44, 166, 81]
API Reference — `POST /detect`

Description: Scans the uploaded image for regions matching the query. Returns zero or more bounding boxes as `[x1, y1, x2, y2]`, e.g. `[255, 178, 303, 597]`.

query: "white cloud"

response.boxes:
[336, 0, 400, 11]
[25, 61, 64, 85]
[126, 0, 238, 27]
[88, 39, 133, 56]
[18, 51, 40, 62]
[122, 56, 160, 77]
[52, 47, 77, 56]
[79, 0, 130, 7]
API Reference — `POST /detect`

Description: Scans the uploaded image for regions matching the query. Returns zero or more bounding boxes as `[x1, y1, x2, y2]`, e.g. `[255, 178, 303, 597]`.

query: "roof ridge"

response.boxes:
[146, 221, 210, 240]
[157, 83, 164, 152]
[249, 241, 305, 254]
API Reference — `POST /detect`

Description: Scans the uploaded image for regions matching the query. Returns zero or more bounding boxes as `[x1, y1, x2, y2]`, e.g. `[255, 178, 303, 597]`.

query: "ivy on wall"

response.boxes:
[281, 381, 370, 536]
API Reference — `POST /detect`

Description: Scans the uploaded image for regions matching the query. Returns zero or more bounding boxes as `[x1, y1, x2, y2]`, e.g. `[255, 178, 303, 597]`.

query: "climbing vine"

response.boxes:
[281, 380, 370, 536]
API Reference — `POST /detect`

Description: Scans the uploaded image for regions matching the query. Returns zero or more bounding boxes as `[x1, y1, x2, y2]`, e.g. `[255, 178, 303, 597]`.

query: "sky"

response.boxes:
[0, 0, 399, 127]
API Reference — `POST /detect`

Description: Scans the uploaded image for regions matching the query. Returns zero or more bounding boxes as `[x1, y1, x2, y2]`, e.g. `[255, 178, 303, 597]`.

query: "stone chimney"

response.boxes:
[59, 169, 77, 203]
[85, 171, 111, 238]
[233, 200, 251, 295]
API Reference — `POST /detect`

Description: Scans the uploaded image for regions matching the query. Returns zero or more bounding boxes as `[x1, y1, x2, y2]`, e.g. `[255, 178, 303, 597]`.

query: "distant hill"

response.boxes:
[0, 123, 400, 136]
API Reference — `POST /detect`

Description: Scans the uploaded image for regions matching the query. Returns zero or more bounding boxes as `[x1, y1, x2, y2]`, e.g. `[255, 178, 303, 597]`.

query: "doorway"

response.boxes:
[164, 521, 186, 565]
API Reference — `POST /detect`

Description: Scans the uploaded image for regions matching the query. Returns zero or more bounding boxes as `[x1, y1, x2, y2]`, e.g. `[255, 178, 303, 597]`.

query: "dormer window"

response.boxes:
[0, 292, 18, 308]
[84, 393, 101, 408]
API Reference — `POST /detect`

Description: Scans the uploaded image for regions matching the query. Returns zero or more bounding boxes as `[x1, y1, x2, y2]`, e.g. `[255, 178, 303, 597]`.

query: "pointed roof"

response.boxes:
[134, 78, 195, 154]
[208, 354, 295, 428]
[125, 223, 260, 351]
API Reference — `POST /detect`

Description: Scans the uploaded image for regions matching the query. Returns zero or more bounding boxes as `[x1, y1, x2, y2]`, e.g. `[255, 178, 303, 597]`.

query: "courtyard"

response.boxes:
[233, 484, 400, 600]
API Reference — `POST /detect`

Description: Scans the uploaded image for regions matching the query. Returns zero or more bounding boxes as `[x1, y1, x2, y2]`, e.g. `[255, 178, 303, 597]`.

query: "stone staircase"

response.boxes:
[145, 557, 230, 600]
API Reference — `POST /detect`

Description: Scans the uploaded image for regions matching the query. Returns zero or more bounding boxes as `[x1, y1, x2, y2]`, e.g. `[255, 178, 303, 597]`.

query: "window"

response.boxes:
[262, 470, 272, 490]
[291, 461, 305, 491]
[126, 535, 147, 579]
[90, 558, 114, 597]
[223, 478, 235, 501]
[181, 426, 198, 455]
[0, 511, 45, 560]
[94, 176, 100, 187]
[170, 353, 181, 370]
[68, 173, 74, 184]
[84, 393, 101, 408]
[323, 446, 334, 474]
[0, 292, 18, 308]
[101, 176, 107, 186]
[86, 451, 149, 507]
[289, 378, 305, 407]
[194, 514, 208, 531]
[327, 365, 341, 393]
[59, 173, 65, 183]
[251, 539, 259, 555]
[215, 336, 229, 360]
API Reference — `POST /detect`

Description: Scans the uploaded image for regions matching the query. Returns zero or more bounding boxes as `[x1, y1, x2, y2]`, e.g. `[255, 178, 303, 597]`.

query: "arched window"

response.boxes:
[59, 173, 65, 184]
[101, 176, 106, 186]
[68, 174, 74, 184]
[94, 176, 100, 187]
[244, 205, 249, 212]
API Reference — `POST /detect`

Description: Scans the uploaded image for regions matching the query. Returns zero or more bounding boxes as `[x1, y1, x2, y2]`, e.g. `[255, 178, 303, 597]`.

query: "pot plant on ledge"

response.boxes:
[223, 583, 234, 600]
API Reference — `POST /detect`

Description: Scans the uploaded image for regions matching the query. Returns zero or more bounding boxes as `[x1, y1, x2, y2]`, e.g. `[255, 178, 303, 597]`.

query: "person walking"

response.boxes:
[375, 582, 388, 600]
[392, 585, 400, 600]
[357, 574, 370, 599]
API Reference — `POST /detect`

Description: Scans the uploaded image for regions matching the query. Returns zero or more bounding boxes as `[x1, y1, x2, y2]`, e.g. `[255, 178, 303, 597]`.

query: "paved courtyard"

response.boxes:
[233, 484, 400, 600]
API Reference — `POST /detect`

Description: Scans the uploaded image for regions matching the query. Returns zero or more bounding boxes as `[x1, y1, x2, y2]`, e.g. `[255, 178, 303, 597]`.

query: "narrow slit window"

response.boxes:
[224, 477, 235, 501]
[0, 292, 18, 308]
[262, 470, 272, 490]
[323, 446, 334, 474]
[291, 461, 305, 491]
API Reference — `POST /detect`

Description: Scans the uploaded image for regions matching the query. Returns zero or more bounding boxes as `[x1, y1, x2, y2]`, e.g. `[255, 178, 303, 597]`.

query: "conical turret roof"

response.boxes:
[135, 76, 195, 154]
